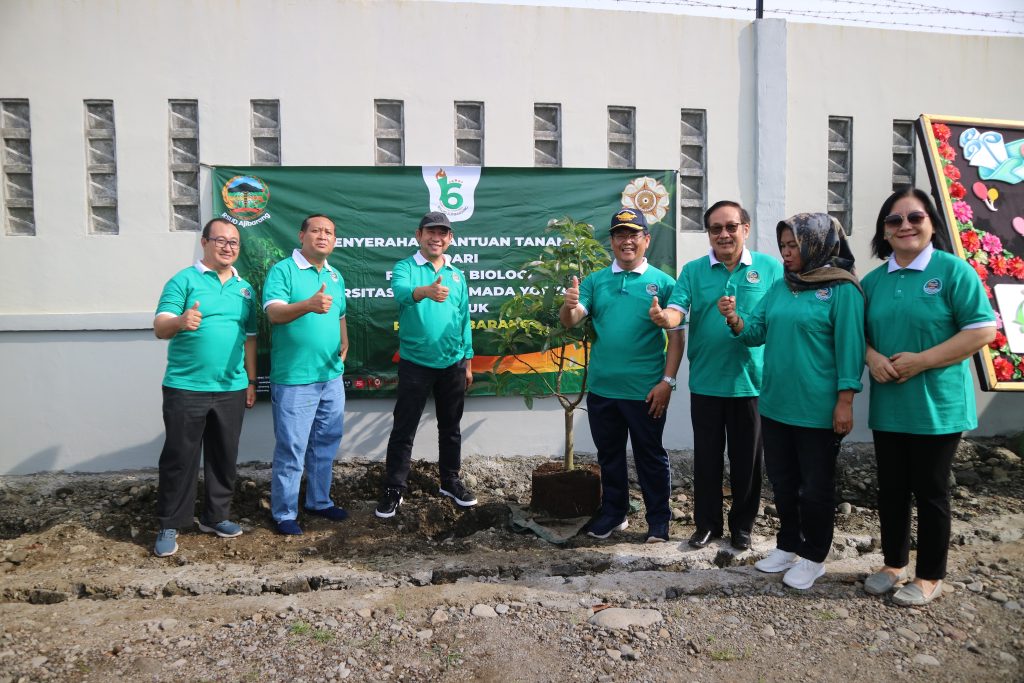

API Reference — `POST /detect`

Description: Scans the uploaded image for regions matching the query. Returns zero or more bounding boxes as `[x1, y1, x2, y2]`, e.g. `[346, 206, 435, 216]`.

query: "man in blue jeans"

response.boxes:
[375, 211, 476, 518]
[560, 209, 683, 543]
[263, 214, 350, 535]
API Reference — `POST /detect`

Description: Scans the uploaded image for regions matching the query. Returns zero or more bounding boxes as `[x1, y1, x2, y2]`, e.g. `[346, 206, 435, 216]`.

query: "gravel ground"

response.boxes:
[1, 436, 1022, 682]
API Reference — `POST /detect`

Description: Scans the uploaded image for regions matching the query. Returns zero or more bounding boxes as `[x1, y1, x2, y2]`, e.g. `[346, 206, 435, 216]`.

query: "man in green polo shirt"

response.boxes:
[560, 208, 683, 543]
[650, 200, 782, 551]
[152, 218, 258, 557]
[375, 212, 475, 519]
[263, 214, 350, 536]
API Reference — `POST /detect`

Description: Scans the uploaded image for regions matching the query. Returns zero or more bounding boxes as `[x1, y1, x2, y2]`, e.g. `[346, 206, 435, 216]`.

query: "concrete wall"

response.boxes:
[0, 1, 1021, 473]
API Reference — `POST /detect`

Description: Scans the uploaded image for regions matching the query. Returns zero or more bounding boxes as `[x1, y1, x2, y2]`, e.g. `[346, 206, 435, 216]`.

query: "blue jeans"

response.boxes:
[270, 377, 345, 522]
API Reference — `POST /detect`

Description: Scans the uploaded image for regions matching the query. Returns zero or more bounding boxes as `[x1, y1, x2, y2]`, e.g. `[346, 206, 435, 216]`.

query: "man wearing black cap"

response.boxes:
[560, 208, 683, 542]
[375, 211, 476, 518]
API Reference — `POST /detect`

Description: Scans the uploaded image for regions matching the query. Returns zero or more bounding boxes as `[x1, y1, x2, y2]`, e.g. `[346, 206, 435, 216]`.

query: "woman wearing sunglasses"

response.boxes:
[718, 213, 864, 590]
[861, 187, 996, 606]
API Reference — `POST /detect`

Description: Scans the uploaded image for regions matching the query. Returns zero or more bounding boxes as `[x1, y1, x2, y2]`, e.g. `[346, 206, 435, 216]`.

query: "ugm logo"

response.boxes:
[422, 166, 481, 222]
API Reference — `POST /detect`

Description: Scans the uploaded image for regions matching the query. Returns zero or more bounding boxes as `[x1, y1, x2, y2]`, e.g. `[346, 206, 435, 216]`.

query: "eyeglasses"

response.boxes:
[883, 211, 928, 228]
[707, 222, 744, 236]
[206, 236, 240, 250]
[611, 231, 647, 243]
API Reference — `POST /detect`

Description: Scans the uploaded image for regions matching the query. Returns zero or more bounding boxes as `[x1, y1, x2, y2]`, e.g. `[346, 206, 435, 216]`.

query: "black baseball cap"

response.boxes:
[419, 211, 452, 231]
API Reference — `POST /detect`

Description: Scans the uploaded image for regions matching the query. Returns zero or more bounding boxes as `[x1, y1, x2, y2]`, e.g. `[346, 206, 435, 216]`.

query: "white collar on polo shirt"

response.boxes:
[611, 257, 649, 274]
[708, 247, 753, 268]
[194, 259, 240, 281]
[291, 248, 336, 273]
[887, 243, 934, 273]
[413, 251, 453, 268]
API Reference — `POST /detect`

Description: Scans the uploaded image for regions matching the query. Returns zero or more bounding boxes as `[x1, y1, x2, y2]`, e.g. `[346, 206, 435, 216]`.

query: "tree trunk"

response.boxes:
[564, 408, 574, 471]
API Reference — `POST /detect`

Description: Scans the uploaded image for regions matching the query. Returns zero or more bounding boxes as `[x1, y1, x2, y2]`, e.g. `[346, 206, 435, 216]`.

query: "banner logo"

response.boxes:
[422, 166, 481, 222]
[221, 175, 272, 227]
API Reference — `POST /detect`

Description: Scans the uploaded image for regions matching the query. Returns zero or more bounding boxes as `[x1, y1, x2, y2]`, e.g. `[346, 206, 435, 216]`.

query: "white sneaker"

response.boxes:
[783, 558, 826, 590]
[754, 548, 798, 573]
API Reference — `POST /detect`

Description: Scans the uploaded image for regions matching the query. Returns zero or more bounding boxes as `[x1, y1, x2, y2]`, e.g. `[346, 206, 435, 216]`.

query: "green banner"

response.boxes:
[211, 166, 678, 397]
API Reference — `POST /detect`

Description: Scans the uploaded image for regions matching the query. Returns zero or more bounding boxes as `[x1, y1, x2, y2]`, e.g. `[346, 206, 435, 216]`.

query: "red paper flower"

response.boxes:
[960, 230, 981, 252]
[968, 259, 989, 281]
[991, 254, 1009, 276]
[938, 142, 956, 160]
[949, 182, 966, 199]
[1008, 256, 1024, 280]
[1018, 361, 1024, 377]
[943, 164, 961, 181]
[990, 330, 1008, 350]
[993, 356, 1014, 381]
[933, 123, 952, 141]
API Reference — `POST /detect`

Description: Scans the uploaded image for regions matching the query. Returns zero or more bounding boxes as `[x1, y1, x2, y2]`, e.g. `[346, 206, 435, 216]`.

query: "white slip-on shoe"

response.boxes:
[783, 558, 826, 590]
[754, 548, 798, 573]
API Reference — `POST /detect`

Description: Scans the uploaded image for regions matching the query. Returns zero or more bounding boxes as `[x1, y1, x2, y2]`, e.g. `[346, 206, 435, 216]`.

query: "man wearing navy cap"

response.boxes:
[560, 209, 683, 542]
[375, 211, 476, 519]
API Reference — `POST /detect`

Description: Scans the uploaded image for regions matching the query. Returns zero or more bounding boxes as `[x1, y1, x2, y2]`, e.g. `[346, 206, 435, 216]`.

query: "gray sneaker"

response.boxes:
[153, 529, 178, 557]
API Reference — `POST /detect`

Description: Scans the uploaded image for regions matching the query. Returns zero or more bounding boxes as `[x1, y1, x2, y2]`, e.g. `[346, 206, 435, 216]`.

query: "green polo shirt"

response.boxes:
[736, 279, 865, 429]
[578, 260, 676, 400]
[392, 252, 474, 369]
[862, 246, 995, 435]
[156, 261, 257, 392]
[263, 249, 347, 385]
[668, 249, 782, 397]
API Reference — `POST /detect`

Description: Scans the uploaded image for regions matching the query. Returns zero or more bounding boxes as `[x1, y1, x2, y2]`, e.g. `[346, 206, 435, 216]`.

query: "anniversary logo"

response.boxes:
[212, 166, 678, 398]
[920, 115, 1024, 391]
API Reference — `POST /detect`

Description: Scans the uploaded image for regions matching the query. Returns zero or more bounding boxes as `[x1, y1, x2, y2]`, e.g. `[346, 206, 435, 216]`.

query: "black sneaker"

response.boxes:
[375, 488, 403, 518]
[439, 479, 477, 507]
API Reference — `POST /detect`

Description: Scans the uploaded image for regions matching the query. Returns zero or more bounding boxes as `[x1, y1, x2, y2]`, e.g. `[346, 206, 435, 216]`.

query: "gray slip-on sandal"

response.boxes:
[864, 568, 907, 595]
[892, 580, 943, 606]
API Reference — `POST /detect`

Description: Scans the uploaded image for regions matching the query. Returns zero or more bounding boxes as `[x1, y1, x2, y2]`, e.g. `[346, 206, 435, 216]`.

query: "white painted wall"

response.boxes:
[0, 1, 1020, 473]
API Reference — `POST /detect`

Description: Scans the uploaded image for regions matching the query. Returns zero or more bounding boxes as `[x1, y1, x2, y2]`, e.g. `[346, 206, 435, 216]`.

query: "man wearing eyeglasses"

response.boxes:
[650, 200, 782, 551]
[263, 214, 350, 536]
[561, 208, 683, 543]
[152, 218, 258, 557]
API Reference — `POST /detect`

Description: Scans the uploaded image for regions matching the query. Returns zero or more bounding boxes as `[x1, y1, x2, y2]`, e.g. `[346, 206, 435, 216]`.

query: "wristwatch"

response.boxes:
[661, 376, 677, 388]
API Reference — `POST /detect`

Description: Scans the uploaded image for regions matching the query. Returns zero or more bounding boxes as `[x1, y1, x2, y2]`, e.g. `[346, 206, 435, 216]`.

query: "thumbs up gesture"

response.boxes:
[307, 283, 333, 314]
[424, 275, 449, 302]
[563, 276, 580, 309]
[649, 295, 669, 327]
[180, 300, 202, 331]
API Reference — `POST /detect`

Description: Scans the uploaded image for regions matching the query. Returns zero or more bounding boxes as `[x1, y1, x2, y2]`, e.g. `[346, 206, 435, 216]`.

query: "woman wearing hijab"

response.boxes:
[861, 188, 995, 606]
[718, 213, 865, 590]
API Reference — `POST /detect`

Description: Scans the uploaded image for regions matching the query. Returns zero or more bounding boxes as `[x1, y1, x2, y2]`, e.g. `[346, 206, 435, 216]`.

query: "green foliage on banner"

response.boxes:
[485, 217, 610, 470]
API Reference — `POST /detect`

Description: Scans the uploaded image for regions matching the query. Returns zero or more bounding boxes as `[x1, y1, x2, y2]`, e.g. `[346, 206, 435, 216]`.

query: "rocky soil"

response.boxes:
[1, 436, 1023, 682]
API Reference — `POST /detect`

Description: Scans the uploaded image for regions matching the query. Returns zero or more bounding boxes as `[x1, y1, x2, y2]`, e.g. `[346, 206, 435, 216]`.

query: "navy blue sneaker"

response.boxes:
[304, 506, 349, 522]
[587, 516, 628, 539]
[276, 519, 303, 535]
[646, 522, 670, 544]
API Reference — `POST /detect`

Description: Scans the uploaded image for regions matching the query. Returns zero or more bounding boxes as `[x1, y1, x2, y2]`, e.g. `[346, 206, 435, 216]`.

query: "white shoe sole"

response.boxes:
[439, 488, 477, 507]
[783, 565, 826, 590]
[197, 522, 243, 538]
[755, 559, 798, 574]
[587, 519, 629, 539]
[374, 497, 403, 519]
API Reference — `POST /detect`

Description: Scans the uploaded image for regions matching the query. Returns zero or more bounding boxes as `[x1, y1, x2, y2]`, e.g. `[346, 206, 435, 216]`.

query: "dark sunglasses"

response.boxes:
[707, 222, 744, 236]
[883, 211, 928, 228]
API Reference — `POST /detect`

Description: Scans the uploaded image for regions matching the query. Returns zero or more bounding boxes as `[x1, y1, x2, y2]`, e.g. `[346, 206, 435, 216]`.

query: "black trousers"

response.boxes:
[690, 393, 764, 536]
[761, 416, 841, 563]
[873, 430, 960, 581]
[156, 387, 246, 530]
[586, 392, 671, 527]
[384, 359, 466, 490]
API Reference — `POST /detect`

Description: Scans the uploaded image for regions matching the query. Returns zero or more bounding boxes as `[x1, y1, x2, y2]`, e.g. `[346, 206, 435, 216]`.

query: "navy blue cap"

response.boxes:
[609, 208, 648, 232]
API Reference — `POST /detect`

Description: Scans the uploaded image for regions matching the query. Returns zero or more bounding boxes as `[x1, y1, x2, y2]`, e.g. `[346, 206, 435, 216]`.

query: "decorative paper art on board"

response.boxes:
[919, 115, 1024, 391]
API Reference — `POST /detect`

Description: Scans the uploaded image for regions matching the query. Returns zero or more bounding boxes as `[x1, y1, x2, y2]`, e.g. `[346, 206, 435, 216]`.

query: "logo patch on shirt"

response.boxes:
[452, 272, 461, 283]
[645, 283, 660, 296]
[923, 278, 942, 295]
[815, 287, 833, 302]
[746, 270, 760, 284]
[329, 270, 340, 282]
[239, 287, 252, 300]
